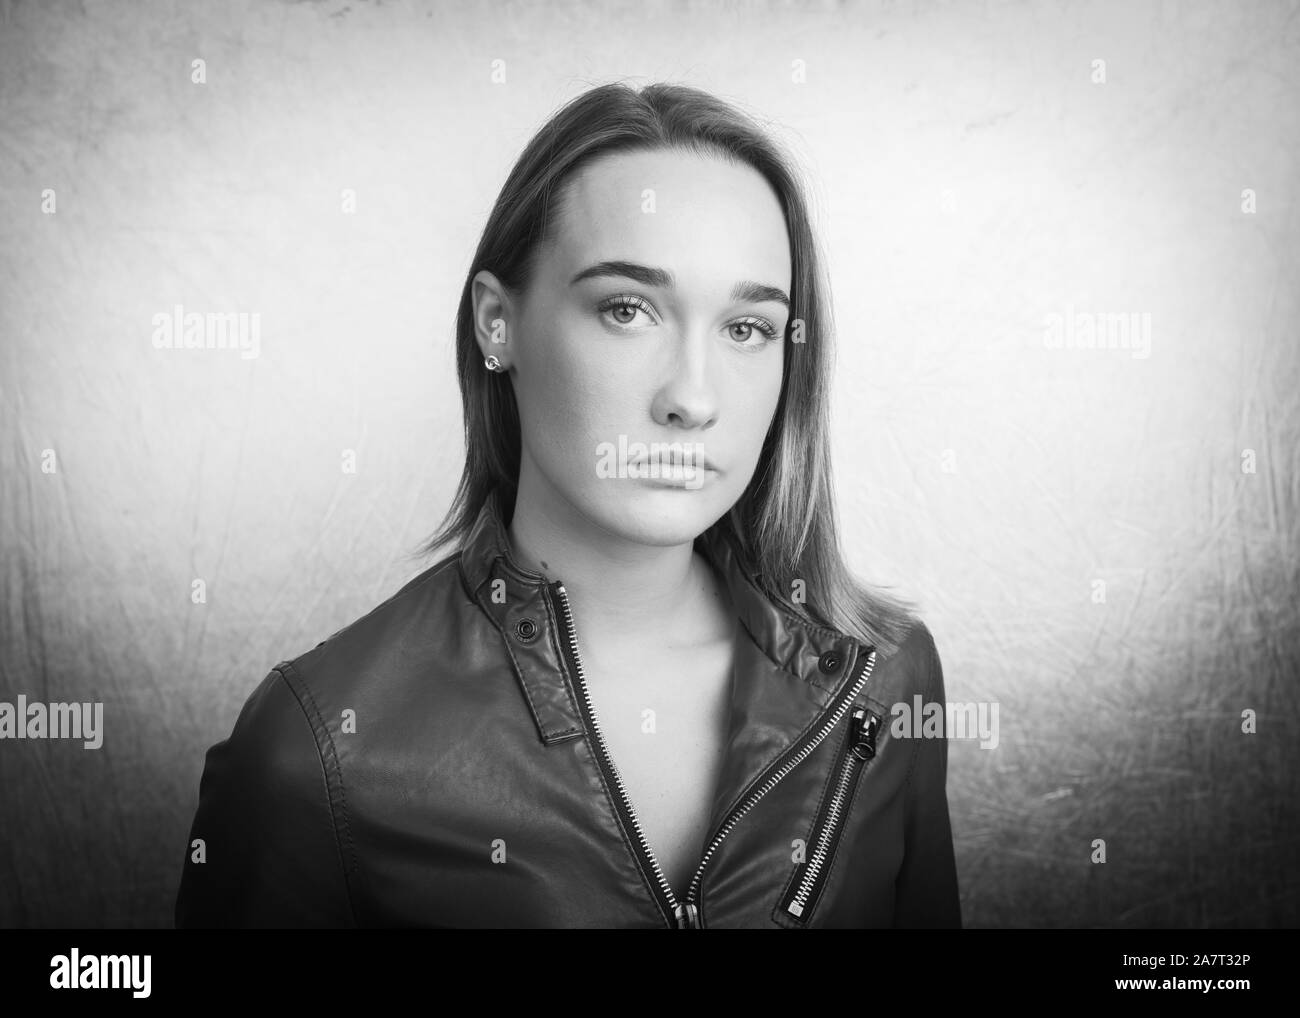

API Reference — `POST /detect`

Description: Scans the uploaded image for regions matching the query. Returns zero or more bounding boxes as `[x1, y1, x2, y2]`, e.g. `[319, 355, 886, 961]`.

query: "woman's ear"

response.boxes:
[471, 270, 513, 368]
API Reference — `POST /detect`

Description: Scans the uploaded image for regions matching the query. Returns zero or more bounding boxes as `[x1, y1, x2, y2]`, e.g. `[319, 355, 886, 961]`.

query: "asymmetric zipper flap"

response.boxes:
[551, 580, 877, 930]
[778, 702, 881, 924]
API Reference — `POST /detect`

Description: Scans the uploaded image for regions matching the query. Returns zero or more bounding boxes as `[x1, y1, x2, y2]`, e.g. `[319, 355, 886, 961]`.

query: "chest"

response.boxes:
[580, 640, 734, 900]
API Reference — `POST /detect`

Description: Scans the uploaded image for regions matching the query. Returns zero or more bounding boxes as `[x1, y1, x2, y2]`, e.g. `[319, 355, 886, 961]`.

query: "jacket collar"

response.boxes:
[457, 490, 878, 836]
[458, 489, 873, 754]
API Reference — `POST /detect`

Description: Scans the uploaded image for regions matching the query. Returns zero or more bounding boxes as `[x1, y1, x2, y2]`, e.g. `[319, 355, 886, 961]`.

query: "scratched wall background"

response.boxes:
[1, 0, 1297, 928]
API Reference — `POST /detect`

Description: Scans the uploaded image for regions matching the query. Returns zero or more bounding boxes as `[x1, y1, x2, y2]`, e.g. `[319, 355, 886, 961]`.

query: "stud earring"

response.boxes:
[484, 354, 504, 372]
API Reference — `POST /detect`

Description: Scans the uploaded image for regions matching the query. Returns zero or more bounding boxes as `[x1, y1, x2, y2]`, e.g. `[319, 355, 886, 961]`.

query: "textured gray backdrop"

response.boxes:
[1, 0, 1297, 927]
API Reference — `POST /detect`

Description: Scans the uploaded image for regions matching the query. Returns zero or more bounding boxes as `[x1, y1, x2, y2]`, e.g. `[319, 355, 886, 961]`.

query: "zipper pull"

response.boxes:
[674, 902, 701, 929]
[849, 707, 880, 761]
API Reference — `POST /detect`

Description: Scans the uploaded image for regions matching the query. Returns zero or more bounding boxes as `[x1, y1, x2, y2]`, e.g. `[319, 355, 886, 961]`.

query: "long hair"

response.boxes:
[412, 81, 918, 656]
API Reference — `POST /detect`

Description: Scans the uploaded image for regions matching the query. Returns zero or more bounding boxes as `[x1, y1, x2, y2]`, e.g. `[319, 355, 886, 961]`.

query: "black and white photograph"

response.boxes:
[0, 0, 1296, 995]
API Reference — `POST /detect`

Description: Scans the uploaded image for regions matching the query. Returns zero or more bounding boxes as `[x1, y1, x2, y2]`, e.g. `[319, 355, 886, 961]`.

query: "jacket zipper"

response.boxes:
[550, 581, 877, 930]
[778, 703, 880, 922]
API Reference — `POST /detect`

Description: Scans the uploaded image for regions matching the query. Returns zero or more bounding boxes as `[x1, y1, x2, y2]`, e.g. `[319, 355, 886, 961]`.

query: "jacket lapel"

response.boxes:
[693, 524, 869, 834]
[458, 493, 586, 745]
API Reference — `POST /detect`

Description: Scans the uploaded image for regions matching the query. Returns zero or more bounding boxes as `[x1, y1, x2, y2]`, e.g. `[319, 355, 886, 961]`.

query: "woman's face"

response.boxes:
[479, 147, 791, 547]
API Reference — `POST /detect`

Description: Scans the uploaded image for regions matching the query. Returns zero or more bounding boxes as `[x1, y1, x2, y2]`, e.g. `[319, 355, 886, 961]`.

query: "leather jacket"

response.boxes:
[174, 493, 961, 929]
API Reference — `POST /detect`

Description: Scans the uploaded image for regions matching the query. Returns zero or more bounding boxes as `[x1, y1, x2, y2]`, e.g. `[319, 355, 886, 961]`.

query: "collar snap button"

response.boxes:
[515, 618, 538, 642]
[817, 651, 840, 674]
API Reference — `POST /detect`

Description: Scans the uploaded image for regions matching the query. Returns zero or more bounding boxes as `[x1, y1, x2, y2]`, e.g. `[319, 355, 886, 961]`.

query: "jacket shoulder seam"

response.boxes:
[273, 661, 362, 927]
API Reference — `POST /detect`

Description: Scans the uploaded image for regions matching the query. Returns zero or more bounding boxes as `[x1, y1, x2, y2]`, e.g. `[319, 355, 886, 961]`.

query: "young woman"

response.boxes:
[175, 82, 961, 929]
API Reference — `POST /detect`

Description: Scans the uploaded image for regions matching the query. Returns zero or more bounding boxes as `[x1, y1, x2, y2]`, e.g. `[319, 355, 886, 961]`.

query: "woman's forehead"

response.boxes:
[546, 151, 792, 293]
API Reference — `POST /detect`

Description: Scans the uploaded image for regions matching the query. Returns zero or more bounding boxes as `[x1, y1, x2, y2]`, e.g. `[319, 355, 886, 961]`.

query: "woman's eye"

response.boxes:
[729, 318, 780, 346]
[598, 296, 655, 328]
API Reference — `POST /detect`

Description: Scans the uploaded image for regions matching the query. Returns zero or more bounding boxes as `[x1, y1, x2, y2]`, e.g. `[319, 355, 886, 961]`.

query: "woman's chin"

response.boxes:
[591, 486, 729, 546]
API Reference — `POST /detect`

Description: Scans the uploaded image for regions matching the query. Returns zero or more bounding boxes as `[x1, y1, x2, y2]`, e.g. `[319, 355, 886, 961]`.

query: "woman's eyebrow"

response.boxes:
[569, 260, 790, 309]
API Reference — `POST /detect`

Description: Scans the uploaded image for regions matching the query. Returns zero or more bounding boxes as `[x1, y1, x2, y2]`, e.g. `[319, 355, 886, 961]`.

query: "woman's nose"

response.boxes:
[651, 332, 718, 430]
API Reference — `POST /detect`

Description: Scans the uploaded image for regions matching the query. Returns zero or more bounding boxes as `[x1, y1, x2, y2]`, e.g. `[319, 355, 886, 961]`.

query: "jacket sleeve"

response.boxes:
[892, 622, 962, 928]
[174, 666, 358, 928]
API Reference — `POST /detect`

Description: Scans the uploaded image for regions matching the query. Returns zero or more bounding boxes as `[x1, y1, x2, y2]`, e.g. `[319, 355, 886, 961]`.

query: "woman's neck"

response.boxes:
[505, 484, 733, 657]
